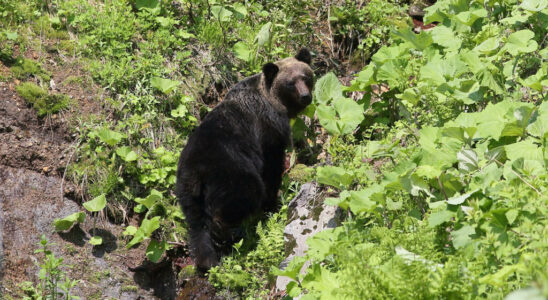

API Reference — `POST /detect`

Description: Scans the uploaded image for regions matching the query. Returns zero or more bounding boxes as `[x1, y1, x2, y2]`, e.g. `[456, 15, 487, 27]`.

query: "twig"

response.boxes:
[60, 139, 81, 202]
[437, 174, 448, 201]
[494, 159, 541, 196]
[168, 241, 187, 247]
[326, 1, 335, 58]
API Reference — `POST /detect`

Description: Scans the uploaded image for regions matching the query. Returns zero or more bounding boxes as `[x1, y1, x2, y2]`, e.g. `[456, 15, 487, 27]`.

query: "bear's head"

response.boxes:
[262, 48, 314, 118]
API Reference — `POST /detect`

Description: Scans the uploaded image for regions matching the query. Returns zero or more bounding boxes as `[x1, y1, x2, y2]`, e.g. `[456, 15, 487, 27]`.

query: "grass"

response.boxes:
[15, 82, 70, 117]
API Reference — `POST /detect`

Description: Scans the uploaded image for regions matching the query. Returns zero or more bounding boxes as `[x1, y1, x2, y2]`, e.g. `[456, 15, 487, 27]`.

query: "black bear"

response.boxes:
[176, 49, 314, 270]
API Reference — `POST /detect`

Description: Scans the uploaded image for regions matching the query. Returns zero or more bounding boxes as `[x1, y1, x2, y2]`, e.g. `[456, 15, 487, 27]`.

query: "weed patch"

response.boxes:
[16, 82, 70, 117]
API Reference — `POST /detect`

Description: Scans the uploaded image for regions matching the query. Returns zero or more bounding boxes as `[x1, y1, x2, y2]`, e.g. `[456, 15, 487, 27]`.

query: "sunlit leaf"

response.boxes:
[54, 212, 85, 232]
[83, 194, 107, 212]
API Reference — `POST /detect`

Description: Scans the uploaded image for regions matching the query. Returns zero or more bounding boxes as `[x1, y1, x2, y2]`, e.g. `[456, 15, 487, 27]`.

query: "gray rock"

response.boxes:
[276, 182, 342, 292]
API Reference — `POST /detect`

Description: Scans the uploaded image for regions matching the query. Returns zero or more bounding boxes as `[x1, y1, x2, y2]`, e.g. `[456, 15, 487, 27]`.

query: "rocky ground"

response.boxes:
[0, 70, 183, 299]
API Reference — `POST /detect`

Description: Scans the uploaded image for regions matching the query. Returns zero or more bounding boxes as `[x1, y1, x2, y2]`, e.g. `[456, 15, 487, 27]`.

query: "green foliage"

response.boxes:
[280, 0, 548, 298]
[10, 58, 51, 81]
[19, 235, 80, 300]
[24, 0, 545, 298]
[209, 209, 287, 298]
[53, 212, 85, 232]
[330, 0, 408, 63]
[15, 82, 70, 117]
[82, 194, 107, 212]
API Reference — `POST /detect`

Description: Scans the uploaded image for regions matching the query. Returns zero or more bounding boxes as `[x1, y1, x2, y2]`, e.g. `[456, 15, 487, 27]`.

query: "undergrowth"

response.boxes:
[1, 0, 547, 299]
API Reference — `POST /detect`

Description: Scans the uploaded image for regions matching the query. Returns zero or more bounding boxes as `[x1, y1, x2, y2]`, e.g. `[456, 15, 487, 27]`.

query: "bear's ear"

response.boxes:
[262, 62, 279, 89]
[295, 48, 311, 65]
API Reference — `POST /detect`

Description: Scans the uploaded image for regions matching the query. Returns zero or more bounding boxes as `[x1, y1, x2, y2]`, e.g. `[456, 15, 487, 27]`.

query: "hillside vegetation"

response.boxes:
[1, 0, 547, 299]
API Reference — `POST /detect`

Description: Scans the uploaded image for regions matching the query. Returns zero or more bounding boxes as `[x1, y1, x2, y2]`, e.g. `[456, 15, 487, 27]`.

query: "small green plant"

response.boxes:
[82, 194, 107, 245]
[15, 82, 70, 117]
[19, 235, 80, 300]
[10, 58, 51, 81]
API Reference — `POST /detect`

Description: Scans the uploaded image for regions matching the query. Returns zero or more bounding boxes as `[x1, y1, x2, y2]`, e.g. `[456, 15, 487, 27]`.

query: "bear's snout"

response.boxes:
[300, 93, 312, 106]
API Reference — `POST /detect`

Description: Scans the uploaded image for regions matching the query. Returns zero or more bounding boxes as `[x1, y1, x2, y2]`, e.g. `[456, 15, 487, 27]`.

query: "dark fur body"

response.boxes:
[176, 49, 313, 270]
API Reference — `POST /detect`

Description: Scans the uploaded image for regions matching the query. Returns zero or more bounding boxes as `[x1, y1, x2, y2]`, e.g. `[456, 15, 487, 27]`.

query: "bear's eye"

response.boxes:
[286, 81, 295, 87]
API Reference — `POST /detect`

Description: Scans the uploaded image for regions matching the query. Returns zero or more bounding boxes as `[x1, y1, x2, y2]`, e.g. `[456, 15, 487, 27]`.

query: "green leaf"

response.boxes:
[377, 60, 407, 87]
[430, 26, 461, 50]
[393, 28, 432, 50]
[233, 42, 252, 62]
[5, 31, 18, 40]
[474, 37, 499, 55]
[211, 5, 233, 22]
[136, 0, 160, 14]
[502, 30, 538, 56]
[122, 225, 138, 236]
[231, 3, 248, 17]
[83, 194, 107, 212]
[457, 149, 479, 172]
[53, 212, 85, 232]
[146, 240, 168, 263]
[428, 210, 454, 227]
[520, 0, 548, 12]
[454, 8, 487, 26]
[134, 189, 163, 209]
[127, 216, 161, 248]
[89, 236, 103, 245]
[505, 140, 543, 161]
[313, 72, 344, 104]
[349, 185, 383, 214]
[447, 190, 478, 205]
[150, 77, 181, 94]
[316, 166, 353, 188]
[348, 65, 376, 91]
[116, 146, 138, 162]
[451, 225, 475, 249]
[96, 128, 124, 147]
[505, 287, 546, 300]
[479, 69, 503, 94]
[317, 97, 364, 135]
[254, 22, 271, 46]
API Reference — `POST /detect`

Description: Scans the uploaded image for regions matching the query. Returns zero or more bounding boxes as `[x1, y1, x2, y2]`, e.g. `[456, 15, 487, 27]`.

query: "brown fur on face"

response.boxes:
[261, 49, 314, 118]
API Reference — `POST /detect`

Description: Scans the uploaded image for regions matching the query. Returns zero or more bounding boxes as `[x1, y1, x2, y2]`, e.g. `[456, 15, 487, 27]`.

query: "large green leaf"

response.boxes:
[376, 60, 407, 87]
[83, 194, 107, 212]
[428, 210, 454, 228]
[454, 8, 487, 26]
[348, 185, 384, 214]
[134, 189, 163, 210]
[150, 77, 181, 94]
[474, 37, 499, 55]
[520, 0, 548, 12]
[97, 128, 124, 147]
[233, 42, 252, 62]
[54, 212, 85, 232]
[136, 0, 160, 14]
[505, 140, 543, 161]
[254, 22, 271, 46]
[393, 28, 432, 50]
[317, 98, 364, 135]
[211, 5, 233, 22]
[313, 72, 344, 105]
[116, 146, 138, 162]
[451, 225, 476, 249]
[146, 239, 168, 263]
[502, 30, 538, 56]
[127, 216, 161, 248]
[316, 166, 354, 188]
[430, 26, 462, 50]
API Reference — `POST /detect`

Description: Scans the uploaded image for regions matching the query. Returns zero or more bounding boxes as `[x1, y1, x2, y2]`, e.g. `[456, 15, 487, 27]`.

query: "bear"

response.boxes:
[175, 48, 314, 271]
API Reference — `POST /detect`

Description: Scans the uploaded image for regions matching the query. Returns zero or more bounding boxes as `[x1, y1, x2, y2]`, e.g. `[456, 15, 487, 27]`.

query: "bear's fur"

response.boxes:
[176, 49, 314, 270]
